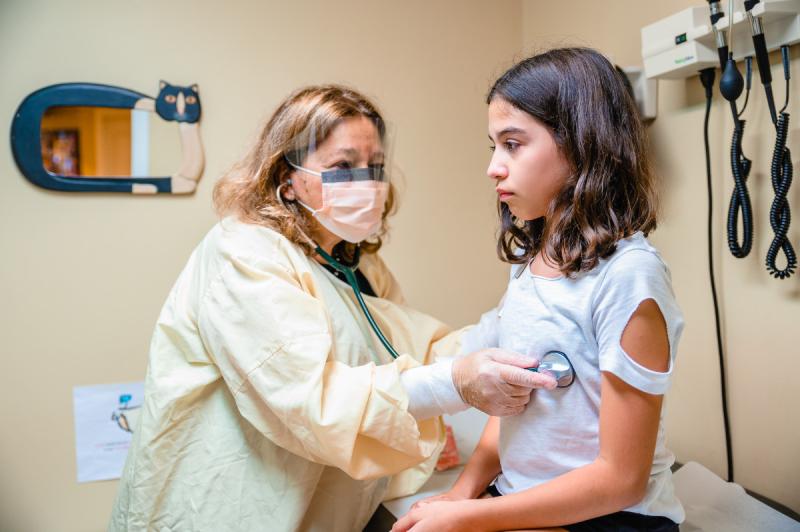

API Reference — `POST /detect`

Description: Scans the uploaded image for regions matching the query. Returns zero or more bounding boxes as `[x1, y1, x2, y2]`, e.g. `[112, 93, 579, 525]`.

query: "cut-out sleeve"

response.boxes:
[591, 249, 684, 395]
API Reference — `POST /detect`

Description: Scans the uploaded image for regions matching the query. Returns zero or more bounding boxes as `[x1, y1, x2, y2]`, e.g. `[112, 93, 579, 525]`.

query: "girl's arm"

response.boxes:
[410, 416, 502, 510]
[393, 299, 668, 531]
[449, 416, 503, 499]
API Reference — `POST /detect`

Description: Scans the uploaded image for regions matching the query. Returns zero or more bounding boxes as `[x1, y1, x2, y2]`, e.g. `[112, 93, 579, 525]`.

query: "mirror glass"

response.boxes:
[40, 106, 182, 178]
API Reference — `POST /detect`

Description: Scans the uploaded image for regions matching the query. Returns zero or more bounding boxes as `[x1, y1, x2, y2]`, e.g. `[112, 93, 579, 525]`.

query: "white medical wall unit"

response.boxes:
[642, 0, 800, 82]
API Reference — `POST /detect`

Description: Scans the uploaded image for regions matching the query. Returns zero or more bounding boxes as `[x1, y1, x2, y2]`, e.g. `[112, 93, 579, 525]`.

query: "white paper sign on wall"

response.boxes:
[72, 381, 144, 483]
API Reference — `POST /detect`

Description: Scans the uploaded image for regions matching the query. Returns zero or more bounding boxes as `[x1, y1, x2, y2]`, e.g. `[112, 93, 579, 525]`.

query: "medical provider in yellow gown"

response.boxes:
[108, 85, 553, 532]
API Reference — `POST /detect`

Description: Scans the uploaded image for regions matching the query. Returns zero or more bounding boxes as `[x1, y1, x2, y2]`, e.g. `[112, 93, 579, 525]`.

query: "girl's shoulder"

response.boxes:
[591, 232, 677, 305]
[508, 233, 667, 283]
[601, 232, 668, 275]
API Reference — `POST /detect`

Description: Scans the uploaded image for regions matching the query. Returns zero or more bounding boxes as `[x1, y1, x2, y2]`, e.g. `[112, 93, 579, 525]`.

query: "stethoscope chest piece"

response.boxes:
[527, 350, 575, 388]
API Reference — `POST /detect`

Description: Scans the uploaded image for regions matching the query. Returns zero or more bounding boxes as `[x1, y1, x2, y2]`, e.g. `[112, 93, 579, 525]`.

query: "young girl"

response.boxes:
[392, 48, 684, 532]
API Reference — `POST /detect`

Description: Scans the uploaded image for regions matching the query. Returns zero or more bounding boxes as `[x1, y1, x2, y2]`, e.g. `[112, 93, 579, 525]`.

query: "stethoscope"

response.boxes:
[315, 246, 575, 388]
[278, 181, 576, 387]
[317, 246, 575, 388]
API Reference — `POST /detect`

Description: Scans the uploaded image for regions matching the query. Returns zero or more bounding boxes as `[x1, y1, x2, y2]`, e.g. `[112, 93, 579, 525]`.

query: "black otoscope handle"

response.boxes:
[708, 1, 727, 67]
[746, 0, 779, 124]
[752, 33, 773, 86]
[782, 46, 791, 81]
[717, 47, 729, 69]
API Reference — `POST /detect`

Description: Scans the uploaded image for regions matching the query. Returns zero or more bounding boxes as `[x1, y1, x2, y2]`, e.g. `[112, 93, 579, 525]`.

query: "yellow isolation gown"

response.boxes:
[108, 217, 463, 532]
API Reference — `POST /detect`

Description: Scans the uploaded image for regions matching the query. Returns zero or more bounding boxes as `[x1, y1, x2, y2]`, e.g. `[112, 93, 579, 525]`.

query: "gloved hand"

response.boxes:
[451, 348, 557, 416]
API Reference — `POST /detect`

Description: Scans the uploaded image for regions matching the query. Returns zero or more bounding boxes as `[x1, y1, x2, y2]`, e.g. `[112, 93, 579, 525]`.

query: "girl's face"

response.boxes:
[486, 98, 571, 222]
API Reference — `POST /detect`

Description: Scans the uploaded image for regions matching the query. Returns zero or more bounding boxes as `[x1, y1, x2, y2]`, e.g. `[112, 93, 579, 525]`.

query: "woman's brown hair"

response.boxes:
[213, 85, 395, 260]
[487, 47, 658, 276]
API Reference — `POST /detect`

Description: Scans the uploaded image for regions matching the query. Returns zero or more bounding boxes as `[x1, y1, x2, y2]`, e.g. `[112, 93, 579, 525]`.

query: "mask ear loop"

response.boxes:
[275, 180, 363, 262]
[275, 180, 319, 250]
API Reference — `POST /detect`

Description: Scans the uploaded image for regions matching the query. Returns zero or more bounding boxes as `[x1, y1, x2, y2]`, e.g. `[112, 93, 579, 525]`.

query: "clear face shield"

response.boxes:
[284, 114, 393, 184]
[282, 115, 394, 244]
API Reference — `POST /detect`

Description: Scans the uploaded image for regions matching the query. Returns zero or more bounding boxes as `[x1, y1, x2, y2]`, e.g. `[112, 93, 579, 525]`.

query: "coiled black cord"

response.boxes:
[765, 47, 795, 279]
[710, 7, 753, 259]
[722, 54, 753, 259]
[766, 114, 795, 278]
[728, 119, 754, 258]
[700, 67, 734, 483]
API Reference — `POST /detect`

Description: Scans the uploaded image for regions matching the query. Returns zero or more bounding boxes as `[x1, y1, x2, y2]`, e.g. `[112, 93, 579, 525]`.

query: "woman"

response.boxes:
[108, 85, 554, 532]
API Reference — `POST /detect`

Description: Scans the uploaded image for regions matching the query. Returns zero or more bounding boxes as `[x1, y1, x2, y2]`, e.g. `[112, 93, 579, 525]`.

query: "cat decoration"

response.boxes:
[11, 80, 205, 194]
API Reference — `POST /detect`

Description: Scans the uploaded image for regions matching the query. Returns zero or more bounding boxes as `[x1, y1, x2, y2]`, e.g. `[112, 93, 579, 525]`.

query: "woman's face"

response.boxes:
[486, 98, 570, 222]
[284, 115, 384, 213]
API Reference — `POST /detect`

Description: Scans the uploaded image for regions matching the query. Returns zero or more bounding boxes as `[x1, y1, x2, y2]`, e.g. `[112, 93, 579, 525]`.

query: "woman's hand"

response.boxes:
[391, 500, 480, 532]
[452, 348, 557, 416]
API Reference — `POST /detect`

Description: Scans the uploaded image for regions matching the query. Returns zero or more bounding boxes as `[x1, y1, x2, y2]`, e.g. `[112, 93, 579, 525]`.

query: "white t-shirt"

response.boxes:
[469, 232, 685, 523]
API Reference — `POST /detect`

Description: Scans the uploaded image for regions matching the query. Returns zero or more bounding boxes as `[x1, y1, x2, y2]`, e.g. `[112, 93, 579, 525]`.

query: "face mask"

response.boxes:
[287, 161, 389, 243]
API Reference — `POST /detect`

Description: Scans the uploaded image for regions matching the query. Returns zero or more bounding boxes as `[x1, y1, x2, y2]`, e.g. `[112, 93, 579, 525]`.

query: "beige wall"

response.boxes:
[3, 0, 798, 529]
[0, 1, 520, 530]
[523, 0, 800, 512]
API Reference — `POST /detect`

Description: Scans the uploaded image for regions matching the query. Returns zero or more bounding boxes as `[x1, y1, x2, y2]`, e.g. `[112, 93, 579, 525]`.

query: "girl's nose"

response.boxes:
[486, 155, 508, 180]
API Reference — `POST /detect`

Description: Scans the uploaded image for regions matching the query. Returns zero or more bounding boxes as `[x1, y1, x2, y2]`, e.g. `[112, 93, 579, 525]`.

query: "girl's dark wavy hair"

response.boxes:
[488, 47, 658, 276]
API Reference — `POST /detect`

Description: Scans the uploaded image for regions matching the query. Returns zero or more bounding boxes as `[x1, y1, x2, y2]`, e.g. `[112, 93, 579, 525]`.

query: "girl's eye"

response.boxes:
[504, 141, 519, 152]
[489, 145, 496, 152]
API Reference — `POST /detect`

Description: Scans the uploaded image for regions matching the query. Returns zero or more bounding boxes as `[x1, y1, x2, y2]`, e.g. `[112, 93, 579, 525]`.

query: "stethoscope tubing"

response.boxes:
[315, 246, 401, 359]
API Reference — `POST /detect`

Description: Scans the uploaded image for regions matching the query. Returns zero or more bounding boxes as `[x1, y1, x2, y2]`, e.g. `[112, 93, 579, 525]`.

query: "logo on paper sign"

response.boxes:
[110, 394, 142, 433]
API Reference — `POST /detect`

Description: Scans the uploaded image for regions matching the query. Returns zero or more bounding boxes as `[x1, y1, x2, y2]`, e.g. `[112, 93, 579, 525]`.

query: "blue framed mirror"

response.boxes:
[10, 81, 204, 194]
